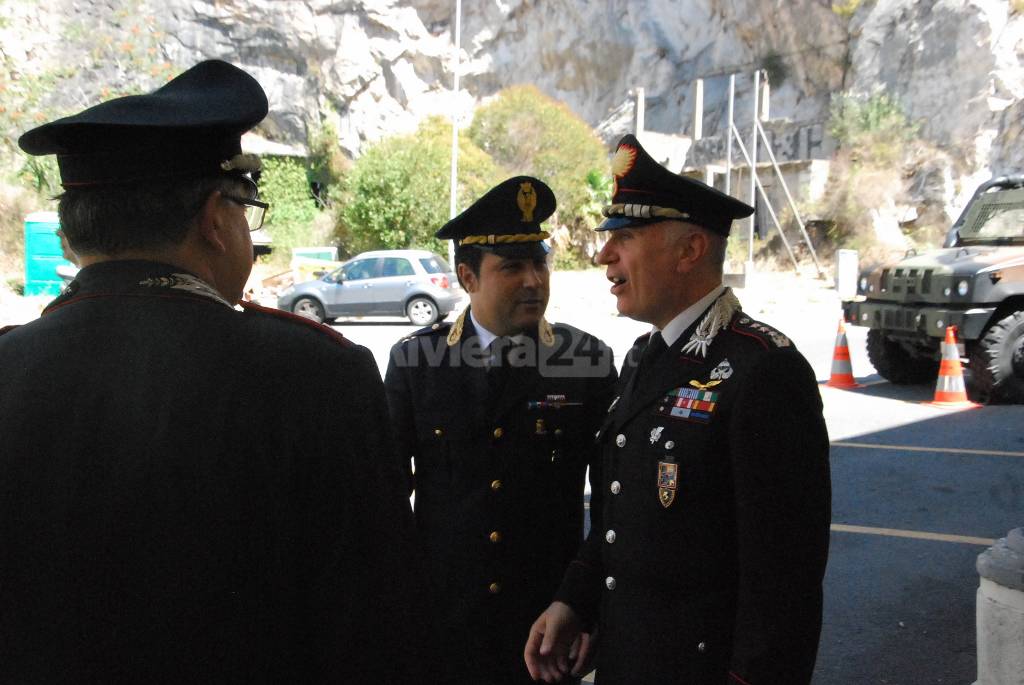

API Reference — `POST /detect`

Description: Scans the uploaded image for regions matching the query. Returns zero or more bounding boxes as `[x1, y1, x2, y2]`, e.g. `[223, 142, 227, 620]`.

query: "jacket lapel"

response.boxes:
[612, 314, 709, 430]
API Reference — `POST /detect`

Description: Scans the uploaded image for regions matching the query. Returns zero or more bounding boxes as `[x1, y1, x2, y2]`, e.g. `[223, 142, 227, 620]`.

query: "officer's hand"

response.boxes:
[524, 601, 583, 682]
[568, 629, 597, 678]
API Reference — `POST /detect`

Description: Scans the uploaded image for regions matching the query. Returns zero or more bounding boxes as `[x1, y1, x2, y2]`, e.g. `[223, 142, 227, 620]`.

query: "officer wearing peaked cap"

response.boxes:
[526, 135, 831, 685]
[385, 176, 617, 684]
[1, 60, 424, 684]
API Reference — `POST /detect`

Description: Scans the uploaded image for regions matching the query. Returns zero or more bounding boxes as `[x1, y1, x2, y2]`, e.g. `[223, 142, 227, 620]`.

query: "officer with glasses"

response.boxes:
[1, 60, 424, 683]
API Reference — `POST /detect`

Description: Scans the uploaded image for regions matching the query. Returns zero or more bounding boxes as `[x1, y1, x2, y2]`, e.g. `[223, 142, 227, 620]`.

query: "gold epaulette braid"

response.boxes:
[459, 231, 550, 246]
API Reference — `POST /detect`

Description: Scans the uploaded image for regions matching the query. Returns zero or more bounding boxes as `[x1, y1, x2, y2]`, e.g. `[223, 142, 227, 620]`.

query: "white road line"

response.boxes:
[832, 441, 1024, 459]
[831, 523, 995, 546]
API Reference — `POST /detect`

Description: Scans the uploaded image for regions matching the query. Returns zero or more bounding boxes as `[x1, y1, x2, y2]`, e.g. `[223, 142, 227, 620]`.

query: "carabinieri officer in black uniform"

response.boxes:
[385, 177, 618, 685]
[1, 60, 423, 684]
[526, 136, 831, 685]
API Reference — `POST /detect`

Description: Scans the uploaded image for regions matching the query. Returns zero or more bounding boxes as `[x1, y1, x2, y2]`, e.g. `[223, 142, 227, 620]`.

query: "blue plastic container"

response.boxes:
[24, 211, 69, 296]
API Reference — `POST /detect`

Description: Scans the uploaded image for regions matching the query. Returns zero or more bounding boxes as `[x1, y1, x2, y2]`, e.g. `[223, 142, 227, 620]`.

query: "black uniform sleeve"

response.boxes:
[384, 341, 417, 496]
[299, 343, 428, 683]
[726, 349, 831, 685]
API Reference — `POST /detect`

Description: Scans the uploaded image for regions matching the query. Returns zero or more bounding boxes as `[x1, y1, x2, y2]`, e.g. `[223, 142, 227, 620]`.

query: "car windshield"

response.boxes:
[419, 255, 452, 274]
[959, 189, 1024, 243]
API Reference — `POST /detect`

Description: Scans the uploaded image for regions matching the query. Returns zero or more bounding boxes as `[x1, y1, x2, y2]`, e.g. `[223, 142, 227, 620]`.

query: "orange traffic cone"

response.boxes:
[827, 317, 862, 389]
[929, 326, 980, 408]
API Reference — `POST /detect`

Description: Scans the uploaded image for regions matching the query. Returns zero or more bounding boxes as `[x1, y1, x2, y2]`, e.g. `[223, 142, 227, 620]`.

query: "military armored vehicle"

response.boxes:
[843, 176, 1024, 403]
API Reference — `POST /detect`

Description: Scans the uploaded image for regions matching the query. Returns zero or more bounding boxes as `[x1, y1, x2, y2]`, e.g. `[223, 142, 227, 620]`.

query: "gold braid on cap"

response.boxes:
[602, 204, 690, 220]
[459, 231, 550, 246]
[447, 308, 556, 348]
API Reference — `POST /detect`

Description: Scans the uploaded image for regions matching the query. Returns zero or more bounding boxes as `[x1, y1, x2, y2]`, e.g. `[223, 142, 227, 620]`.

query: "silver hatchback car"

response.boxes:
[277, 249, 465, 325]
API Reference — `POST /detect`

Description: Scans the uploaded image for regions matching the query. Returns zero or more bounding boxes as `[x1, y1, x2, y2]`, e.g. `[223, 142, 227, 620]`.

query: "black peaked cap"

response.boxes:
[19, 60, 268, 187]
[437, 176, 556, 259]
[598, 134, 753, 236]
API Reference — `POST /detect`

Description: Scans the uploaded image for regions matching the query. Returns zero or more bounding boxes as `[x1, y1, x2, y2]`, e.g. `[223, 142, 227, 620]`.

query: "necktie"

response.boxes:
[633, 331, 666, 393]
[487, 337, 512, 394]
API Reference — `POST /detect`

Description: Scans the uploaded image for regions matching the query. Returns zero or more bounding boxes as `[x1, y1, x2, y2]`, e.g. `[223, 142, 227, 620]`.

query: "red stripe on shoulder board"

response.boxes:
[729, 671, 752, 685]
[240, 300, 353, 347]
[730, 322, 770, 350]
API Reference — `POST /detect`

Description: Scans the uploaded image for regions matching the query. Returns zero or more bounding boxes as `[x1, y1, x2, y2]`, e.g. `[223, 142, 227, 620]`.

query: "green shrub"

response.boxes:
[337, 116, 504, 256]
[259, 156, 322, 257]
[828, 92, 919, 166]
[467, 85, 609, 268]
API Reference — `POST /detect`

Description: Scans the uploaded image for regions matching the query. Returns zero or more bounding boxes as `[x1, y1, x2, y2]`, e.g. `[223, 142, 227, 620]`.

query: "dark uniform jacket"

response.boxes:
[385, 314, 617, 685]
[556, 294, 831, 685]
[0, 260, 423, 685]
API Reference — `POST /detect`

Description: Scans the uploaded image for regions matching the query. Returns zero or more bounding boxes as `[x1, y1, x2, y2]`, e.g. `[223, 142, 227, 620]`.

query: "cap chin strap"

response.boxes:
[459, 231, 550, 246]
[602, 203, 690, 220]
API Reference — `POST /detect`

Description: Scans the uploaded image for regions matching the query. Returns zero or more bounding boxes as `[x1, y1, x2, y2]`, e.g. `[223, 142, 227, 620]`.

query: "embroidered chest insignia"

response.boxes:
[681, 288, 742, 358]
[710, 358, 733, 381]
[657, 461, 678, 508]
[655, 386, 719, 424]
[649, 426, 664, 444]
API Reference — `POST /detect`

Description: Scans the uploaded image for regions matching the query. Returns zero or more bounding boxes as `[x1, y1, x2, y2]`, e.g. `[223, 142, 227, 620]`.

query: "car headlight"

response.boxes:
[956, 279, 969, 296]
[943, 287, 951, 297]
[859, 276, 868, 292]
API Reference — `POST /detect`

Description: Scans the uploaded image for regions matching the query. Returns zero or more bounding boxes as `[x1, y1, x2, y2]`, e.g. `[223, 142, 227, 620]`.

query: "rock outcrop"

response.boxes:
[2, 0, 1023, 189]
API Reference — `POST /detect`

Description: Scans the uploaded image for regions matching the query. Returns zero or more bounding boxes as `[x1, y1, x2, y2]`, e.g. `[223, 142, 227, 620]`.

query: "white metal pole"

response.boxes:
[725, 75, 734, 196]
[635, 87, 645, 135]
[748, 70, 759, 266]
[447, 0, 462, 267]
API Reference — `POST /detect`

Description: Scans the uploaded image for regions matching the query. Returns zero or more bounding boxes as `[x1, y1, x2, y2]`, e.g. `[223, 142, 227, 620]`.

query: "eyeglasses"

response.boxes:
[223, 194, 269, 232]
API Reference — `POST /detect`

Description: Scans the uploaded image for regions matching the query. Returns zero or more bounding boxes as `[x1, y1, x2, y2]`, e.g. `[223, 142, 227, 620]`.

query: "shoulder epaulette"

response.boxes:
[632, 331, 653, 347]
[731, 313, 792, 349]
[0, 324, 20, 337]
[399, 321, 452, 344]
[239, 300, 353, 347]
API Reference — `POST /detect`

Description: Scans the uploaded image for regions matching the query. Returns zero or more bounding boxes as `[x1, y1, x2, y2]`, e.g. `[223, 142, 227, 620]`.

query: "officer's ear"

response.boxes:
[458, 261, 479, 294]
[672, 224, 709, 274]
[195, 190, 230, 254]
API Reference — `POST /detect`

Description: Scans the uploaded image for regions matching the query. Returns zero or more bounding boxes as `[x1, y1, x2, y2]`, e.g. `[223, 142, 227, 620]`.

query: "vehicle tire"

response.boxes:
[866, 329, 939, 384]
[292, 296, 326, 323]
[406, 297, 439, 326]
[968, 310, 1024, 404]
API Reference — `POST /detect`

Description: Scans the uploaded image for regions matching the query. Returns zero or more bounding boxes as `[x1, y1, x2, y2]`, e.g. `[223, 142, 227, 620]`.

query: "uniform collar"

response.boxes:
[468, 308, 528, 350]
[44, 260, 233, 313]
[656, 284, 725, 348]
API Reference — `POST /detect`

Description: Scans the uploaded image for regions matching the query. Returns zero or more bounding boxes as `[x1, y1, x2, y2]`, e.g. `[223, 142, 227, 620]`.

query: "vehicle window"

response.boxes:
[380, 258, 415, 277]
[419, 255, 452, 274]
[343, 259, 379, 281]
[967, 205, 1024, 240]
[961, 188, 1024, 241]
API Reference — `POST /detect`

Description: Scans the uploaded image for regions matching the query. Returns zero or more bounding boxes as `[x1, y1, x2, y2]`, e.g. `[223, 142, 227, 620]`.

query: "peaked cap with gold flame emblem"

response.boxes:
[436, 175, 555, 259]
[599, 134, 753, 236]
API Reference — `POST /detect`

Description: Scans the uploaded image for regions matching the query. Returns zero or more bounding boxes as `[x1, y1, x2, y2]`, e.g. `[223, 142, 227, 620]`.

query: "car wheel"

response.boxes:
[968, 310, 1024, 404]
[866, 329, 939, 384]
[292, 296, 326, 323]
[406, 297, 439, 326]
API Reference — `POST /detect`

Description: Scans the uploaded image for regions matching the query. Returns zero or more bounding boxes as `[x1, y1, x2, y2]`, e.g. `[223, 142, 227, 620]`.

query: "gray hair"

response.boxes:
[57, 175, 249, 255]
[663, 221, 727, 270]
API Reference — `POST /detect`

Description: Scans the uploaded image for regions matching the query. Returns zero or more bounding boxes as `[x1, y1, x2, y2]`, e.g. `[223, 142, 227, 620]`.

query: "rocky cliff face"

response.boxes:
[3, 0, 1024, 185]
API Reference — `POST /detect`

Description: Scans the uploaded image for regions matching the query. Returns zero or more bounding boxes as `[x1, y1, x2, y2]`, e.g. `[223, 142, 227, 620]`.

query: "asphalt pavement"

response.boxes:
[330, 268, 1024, 685]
